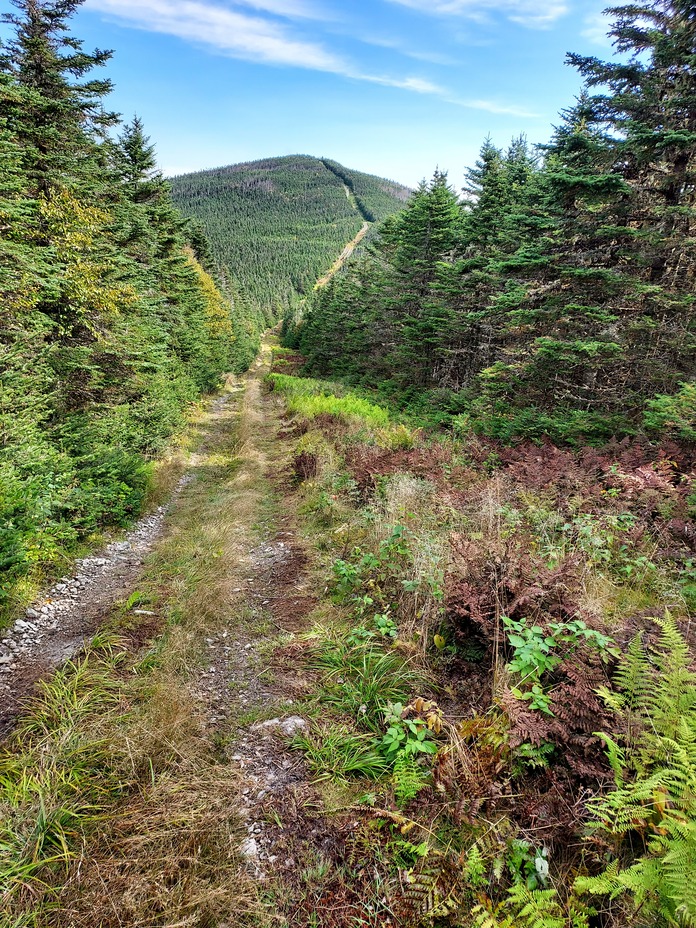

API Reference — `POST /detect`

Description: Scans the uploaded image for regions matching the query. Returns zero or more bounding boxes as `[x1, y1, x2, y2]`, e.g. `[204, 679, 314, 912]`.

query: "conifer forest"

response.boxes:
[0, 2, 695, 928]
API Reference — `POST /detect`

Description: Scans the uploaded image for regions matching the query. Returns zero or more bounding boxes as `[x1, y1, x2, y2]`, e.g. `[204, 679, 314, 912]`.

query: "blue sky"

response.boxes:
[73, 0, 616, 187]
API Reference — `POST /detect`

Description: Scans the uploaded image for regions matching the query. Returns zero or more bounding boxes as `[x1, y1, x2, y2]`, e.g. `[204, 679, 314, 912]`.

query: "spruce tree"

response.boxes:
[0, 0, 116, 196]
[114, 116, 162, 202]
[462, 138, 509, 250]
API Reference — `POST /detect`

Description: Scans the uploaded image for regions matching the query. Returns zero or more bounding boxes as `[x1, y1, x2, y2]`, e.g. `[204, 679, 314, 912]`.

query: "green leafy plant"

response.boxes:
[504, 615, 618, 715]
[380, 702, 439, 762]
[507, 839, 549, 890]
[374, 612, 398, 639]
[575, 615, 696, 926]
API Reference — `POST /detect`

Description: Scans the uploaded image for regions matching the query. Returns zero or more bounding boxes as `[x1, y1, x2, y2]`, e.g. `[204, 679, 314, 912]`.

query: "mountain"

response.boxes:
[169, 155, 411, 316]
[289, 17, 696, 445]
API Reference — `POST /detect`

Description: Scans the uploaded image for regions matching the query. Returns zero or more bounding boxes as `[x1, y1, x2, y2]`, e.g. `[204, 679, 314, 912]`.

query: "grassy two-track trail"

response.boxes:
[0, 335, 380, 927]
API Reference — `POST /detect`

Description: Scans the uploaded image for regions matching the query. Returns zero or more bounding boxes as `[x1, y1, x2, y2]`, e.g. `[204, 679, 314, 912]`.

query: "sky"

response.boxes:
[70, 0, 618, 187]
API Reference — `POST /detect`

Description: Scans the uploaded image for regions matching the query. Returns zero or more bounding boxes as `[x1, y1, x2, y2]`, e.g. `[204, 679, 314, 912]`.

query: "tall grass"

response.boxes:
[268, 373, 391, 428]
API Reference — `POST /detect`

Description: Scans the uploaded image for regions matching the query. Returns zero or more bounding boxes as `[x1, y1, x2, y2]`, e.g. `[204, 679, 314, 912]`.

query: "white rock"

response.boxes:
[240, 838, 259, 859]
[280, 716, 308, 737]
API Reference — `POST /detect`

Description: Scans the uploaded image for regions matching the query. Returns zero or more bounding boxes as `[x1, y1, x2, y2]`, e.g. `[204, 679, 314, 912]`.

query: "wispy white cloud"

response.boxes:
[233, 0, 324, 18]
[86, 0, 345, 68]
[581, 9, 613, 46]
[386, 0, 568, 29]
[447, 96, 541, 117]
[352, 33, 459, 65]
[367, 74, 446, 94]
[86, 0, 538, 118]
[87, 0, 445, 86]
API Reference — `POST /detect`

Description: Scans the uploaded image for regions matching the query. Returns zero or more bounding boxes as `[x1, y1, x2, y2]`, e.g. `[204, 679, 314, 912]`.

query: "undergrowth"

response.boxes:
[273, 356, 696, 928]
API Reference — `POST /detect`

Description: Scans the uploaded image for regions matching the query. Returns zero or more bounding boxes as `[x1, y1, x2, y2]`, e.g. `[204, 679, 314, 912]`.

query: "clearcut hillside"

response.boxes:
[169, 155, 411, 315]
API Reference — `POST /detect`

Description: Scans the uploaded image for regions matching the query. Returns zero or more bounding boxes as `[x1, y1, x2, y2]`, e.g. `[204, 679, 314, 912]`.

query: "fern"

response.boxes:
[578, 615, 696, 925]
[650, 614, 696, 745]
[393, 751, 429, 807]
[463, 842, 487, 889]
[599, 630, 652, 750]
[401, 852, 461, 919]
[473, 885, 590, 928]
[471, 903, 515, 928]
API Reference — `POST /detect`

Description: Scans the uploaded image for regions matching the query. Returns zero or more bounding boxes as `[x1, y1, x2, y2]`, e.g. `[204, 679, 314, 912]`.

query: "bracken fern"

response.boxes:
[576, 614, 696, 926]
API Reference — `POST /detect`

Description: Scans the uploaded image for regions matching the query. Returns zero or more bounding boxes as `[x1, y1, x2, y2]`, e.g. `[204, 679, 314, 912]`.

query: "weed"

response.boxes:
[314, 643, 418, 731]
[380, 702, 439, 762]
[292, 726, 389, 782]
[503, 615, 618, 715]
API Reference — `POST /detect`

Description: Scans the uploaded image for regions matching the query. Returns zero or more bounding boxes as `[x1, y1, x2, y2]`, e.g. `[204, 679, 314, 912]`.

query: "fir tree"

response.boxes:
[0, 0, 116, 196]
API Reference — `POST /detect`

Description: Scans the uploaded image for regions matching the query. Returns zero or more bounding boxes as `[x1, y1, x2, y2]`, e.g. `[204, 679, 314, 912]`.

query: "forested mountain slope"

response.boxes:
[288, 1, 696, 447]
[0, 0, 261, 623]
[170, 155, 410, 315]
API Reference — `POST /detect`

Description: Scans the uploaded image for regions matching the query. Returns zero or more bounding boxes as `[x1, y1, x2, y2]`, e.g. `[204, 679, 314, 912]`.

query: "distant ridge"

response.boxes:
[170, 155, 410, 316]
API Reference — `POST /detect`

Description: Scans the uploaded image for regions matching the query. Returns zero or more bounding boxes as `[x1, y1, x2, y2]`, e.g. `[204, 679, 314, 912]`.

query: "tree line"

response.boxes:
[0, 0, 261, 617]
[287, 0, 696, 446]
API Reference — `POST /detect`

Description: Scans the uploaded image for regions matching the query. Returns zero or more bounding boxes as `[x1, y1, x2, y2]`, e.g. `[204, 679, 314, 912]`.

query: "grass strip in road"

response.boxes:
[0, 380, 271, 928]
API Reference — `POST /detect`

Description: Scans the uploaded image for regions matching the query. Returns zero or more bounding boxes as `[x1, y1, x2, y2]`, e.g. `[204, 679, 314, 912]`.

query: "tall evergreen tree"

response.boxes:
[114, 116, 161, 202]
[0, 0, 259, 617]
[0, 0, 116, 196]
[292, 0, 696, 442]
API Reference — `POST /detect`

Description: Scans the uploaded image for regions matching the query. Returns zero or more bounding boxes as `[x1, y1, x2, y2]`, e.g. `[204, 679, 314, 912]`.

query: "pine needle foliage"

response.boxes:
[0, 0, 263, 621]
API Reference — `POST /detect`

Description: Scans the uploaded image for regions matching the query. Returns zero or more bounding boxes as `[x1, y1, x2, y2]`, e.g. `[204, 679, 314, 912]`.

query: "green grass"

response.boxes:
[312, 642, 420, 732]
[268, 373, 391, 428]
[291, 725, 390, 782]
[0, 642, 127, 903]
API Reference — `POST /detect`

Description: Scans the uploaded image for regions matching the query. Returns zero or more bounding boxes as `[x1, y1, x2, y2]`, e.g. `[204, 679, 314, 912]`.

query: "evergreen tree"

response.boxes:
[0, 0, 116, 196]
[114, 116, 161, 202]
[462, 138, 508, 250]
[0, 0, 259, 618]
[292, 0, 696, 442]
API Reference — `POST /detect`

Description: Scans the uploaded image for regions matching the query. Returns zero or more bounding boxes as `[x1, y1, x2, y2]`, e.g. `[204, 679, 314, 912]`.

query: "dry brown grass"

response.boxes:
[1, 360, 286, 928]
[54, 762, 261, 928]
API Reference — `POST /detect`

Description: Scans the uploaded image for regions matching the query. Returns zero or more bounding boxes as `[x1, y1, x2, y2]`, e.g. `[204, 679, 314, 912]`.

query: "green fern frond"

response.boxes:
[508, 884, 565, 928]
[471, 903, 515, 928]
[475, 885, 574, 928]
[393, 751, 429, 807]
[675, 904, 696, 928]
[595, 732, 626, 785]
[463, 842, 487, 889]
[613, 632, 650, 716]
[649, 614, 696, 745]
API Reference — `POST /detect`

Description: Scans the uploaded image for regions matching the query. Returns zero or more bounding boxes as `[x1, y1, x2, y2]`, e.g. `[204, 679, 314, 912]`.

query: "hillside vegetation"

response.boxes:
[170, 155, 410, 315]
[0, 0, 263, 622]
[271, 6, 696, 922]
[265, 344, 696, 928]
[288, 2, 696, 447]
[1, 2, 696, 928]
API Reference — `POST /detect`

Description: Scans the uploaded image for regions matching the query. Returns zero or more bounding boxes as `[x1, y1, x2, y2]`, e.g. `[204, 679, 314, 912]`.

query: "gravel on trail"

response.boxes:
[0, 474, 193, 737]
